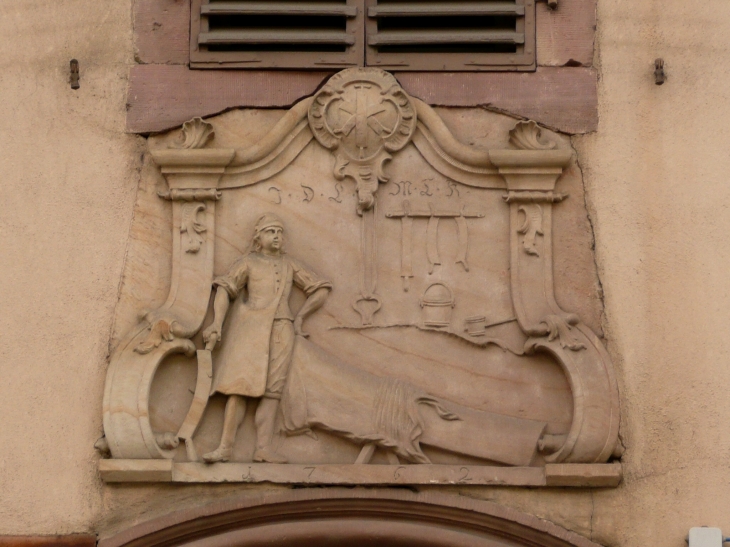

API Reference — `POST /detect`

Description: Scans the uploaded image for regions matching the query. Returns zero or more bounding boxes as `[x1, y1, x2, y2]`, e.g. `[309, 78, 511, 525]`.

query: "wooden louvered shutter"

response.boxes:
[191, 0, 364, 68]
[365, 0, 535, 71]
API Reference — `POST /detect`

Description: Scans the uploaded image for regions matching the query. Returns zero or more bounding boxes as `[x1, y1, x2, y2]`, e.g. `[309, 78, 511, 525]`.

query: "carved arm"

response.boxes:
[203, 287, 231, 347]
[294, 287, 330, 338]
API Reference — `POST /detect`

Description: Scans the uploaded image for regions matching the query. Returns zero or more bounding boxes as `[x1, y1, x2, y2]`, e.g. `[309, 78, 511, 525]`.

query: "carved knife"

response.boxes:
[401, 200, 414, 291]
[455, 214, 470, 272]
[427, 210, 441, 274]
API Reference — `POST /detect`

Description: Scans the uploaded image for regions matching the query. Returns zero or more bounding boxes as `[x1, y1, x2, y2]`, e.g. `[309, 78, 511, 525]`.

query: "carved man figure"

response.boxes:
[202, 213, 332, 463]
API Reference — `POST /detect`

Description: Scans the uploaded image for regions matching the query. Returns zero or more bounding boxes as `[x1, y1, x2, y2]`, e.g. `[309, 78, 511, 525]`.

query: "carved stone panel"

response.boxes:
[100, 68, 620, 486]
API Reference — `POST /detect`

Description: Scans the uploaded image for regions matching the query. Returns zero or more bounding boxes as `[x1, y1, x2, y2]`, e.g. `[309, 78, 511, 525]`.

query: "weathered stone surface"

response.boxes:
[99, 460, 173, 483]
[126, 66, 598, 135]
[536, 0, 596, 67]
[545, 463, 622, 487]
[97, 489, 606, 547]
[0, 538, 96, 547]
[133, 0, 189, 65]
[397, 68, 598, 134]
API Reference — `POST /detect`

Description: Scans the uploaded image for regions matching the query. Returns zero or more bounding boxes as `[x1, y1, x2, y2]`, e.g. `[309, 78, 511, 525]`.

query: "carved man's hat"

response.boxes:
[254, 213, 284, 233]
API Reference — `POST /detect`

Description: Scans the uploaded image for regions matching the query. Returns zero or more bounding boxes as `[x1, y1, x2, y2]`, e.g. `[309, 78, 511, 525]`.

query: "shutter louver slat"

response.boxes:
[369, 30, 524, 46]
[200, 30, 356, 45]
[202, 2, 358, 17]
[368, 3, 525, 17]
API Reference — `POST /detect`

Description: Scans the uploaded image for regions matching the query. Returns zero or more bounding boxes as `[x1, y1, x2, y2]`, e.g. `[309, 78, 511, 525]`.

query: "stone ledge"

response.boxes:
[0, 536, 96, 547]
[100, 460, 621, 487]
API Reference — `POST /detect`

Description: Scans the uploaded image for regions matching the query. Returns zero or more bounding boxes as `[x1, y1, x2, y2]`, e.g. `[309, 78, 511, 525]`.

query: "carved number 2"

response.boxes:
[458, 467, 472, 483]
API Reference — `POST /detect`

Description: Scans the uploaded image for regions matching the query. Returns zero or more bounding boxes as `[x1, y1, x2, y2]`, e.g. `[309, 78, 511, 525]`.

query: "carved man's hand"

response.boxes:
[203, 324, 222, 346]
[293, 316, 309, 338]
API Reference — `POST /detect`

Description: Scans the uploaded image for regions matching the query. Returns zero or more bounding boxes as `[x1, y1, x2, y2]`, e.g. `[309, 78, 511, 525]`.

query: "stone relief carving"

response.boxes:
[100, 68, 621, 486]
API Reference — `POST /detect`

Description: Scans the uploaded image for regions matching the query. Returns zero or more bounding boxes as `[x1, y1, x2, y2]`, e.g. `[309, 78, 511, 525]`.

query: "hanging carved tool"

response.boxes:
[455, 210, 470, 272]
[353, 207, 382, 325]
[400, 200, 414, 291]
[386, 203, 484, 280]
[426, 206, 441, 275]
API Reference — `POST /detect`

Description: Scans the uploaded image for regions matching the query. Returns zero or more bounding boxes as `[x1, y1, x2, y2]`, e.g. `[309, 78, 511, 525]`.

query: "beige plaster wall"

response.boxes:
[2, 0, 730, 546]
[573, 0, 730, 545]
[0, 0, 140, 535]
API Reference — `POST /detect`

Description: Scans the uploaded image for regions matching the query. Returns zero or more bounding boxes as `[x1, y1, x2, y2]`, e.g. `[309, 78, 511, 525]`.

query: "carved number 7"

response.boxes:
[304, 467, 316, 481]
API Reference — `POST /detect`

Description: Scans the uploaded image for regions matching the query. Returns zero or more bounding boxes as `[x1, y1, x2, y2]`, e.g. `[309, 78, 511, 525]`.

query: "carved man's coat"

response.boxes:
[212, 252, 332, 398]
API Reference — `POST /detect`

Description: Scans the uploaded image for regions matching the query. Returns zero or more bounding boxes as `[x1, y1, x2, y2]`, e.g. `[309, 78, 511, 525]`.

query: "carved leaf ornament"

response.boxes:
[509, 120, 557, 151]
[101, 68, 620, 486]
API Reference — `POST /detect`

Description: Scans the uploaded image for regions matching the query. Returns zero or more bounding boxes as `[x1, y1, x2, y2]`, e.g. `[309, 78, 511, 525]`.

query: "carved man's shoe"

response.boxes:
[253, 448, 288, 464]
[202, 447, 232, 463]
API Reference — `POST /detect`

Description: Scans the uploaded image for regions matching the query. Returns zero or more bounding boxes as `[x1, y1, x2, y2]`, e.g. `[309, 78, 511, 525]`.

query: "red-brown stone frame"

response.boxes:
[128, 0, 597, 134]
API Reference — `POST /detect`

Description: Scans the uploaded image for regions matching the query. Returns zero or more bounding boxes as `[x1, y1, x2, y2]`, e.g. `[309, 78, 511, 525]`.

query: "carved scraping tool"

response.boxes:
[177, 333, 217, 461]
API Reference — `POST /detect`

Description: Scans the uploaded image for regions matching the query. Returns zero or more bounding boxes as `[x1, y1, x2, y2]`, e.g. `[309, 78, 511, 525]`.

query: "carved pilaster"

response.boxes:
[102, 124, 235, 459]
[491, 140, 619, 464]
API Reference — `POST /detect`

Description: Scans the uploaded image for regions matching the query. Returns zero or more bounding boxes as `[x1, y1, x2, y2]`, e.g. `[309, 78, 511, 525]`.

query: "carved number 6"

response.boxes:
[394, 466, 406, 480]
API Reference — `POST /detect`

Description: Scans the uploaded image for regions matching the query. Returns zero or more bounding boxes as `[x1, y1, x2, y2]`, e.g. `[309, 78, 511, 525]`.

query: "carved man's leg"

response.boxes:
[203, 394, 245, 463]
[253, 396, 286, 463]
[252, 319, 294, 464]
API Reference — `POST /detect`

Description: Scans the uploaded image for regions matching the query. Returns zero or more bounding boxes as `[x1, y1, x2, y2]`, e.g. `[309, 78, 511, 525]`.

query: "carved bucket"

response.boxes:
[420, 283, 455, 327]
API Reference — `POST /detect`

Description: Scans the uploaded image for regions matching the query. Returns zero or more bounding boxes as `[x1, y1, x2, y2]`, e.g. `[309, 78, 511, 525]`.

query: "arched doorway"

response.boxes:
[99, 489, 603, 547]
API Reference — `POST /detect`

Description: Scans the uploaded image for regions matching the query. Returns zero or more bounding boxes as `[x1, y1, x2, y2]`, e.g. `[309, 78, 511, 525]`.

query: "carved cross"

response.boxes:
[335, 84, 391, 159]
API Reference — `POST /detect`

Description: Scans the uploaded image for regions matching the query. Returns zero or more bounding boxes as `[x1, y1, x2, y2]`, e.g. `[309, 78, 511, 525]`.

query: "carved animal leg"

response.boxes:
[427, 215, 441, 274]
[253, 397, 288, 464]
[203, 395, 245, 463]
[355, 443, 377, 464]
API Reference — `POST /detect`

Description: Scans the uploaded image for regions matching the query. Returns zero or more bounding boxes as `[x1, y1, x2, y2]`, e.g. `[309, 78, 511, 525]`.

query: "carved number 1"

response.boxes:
[304, 467, 316, 481]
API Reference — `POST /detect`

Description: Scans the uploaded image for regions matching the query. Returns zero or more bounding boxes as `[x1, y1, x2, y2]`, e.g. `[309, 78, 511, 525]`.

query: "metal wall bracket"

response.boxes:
[70, 59, 80, 89]
[654, 58, 666, 85]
